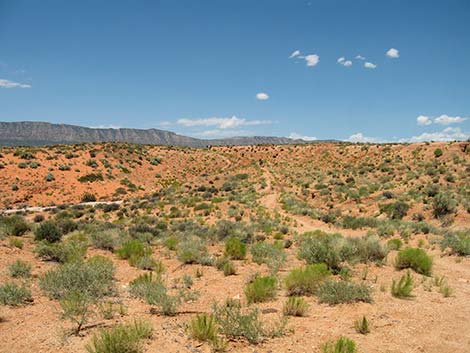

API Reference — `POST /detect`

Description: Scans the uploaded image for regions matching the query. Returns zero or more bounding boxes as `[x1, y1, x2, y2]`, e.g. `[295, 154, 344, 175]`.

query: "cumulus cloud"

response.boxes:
[417, 115, 432, 126]
[386, 48, 400, 58]
[337, 57, 352, 67]
[192, 129, 251, 137]
[364, 62, 377, 69]
[289, 50, 301, 59]
[347, 132, 379, 143]
[355, 55, 365, 60]
[434, 114, 468, 125]
[416, 114, 468, 126]
[288, 132, 317, 141]
[404, 127, 469, 142]
[0, 78, 31, 88]
[256, 92, 269, 101]
[304, 54, 320, 67]
[176, 116, 272, 129]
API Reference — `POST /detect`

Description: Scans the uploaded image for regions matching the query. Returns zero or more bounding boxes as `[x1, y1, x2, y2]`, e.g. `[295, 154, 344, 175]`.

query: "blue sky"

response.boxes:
[0, 0, 469, 142]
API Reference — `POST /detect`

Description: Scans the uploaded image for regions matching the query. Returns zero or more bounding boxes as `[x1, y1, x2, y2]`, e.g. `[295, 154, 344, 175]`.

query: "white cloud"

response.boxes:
[289, 50, 301, 59]
[192, 129, 251, 137]
[364, 62, 377, 69]
[288, 132, 317, 141]
[355, 55, 365, 60]
[256, 92, 269, 101]
[304, 54, 320, 67]
[176, 116, 272, 129]
[434, 114, 468, 125]
[404, 127, 469, 142]
[417, 115, 432, 126]
[337, 57, 352, 67]
[347, 132, 378, 143]
[386, 48, 400, 58]
[0, 78, 31, 88]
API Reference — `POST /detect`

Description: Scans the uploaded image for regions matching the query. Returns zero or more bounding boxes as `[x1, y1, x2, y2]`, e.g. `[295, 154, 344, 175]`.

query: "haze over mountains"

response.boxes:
[0, 121, 308, 147]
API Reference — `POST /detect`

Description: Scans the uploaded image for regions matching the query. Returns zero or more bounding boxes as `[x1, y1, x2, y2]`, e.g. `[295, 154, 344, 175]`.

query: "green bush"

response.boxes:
[250, 241, 286, 273]
[0, 215, 30, 237]
[35, 239, 87, 263]
[8, 260, 32, 278]
[283, 296, 309, 317]
[35, 221, 62, 243]
[434, 148, 443, 158]
[379, 201, 410, 220]
[40, 256, 115, 300]
[391, 271, 413, 298]
[317, 280, 372, 305]
[297, 231, 343, 270]
[395, 247, 432, 276]
[387, 238, 403, 251]
[0, 283, 33, 306]
[90, 229, 123, 251]
[116, 239, 152, 267]
[212, 299, 264, 344]
[177, 237, 211, 265]
[322, 337, 357, 353]
[441, 230, 470, 256]
[284, 263, 330, 296]
[86, 320, 153, 353]
[225, 237, 247, 260]
[433, 193, 457, 218]
[245, 275, 277, 304]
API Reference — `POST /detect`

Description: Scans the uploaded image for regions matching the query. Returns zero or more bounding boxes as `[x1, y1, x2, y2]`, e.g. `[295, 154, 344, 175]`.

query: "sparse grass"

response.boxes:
[189, 314, 226, 351]
[354, 316, 370, 334]
[224, 237, 247, 260]
[283, 296, 309, 317]
[322, 337, 357, 353]
[250, 241, 286, 273]
[391, 271, 414, 298]
[85, 320, 153, 353]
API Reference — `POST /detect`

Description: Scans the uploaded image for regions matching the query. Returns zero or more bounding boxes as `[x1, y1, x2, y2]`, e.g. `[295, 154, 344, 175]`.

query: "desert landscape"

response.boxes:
[1, 141, 469, 353]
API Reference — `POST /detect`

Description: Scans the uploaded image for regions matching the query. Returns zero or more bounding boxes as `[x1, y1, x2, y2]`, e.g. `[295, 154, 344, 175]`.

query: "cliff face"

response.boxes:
[0, 121, 304, 147]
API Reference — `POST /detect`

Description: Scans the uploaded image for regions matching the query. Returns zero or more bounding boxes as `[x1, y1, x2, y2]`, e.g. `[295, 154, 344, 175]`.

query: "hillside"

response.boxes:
[0, 121, 304, 147]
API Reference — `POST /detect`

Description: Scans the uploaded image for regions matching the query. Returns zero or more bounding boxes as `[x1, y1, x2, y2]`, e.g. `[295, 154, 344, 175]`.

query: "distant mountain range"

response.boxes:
[0, 121, 311, 147]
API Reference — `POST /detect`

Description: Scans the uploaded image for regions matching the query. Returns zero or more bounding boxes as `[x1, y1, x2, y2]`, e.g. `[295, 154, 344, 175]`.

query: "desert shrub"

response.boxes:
[433, 193, 457, 218]
[245, 275, 277, 304]
[78, 173, 104, 183]
[434, 148, 443, 158]
[35, 239, 87, 263]
[322, 337, 357, 353]
[440, 230, 470, 256]
[35, 221, 62, 243]
[215, 257, 236, 276]
[116, 239, 152, 265]
[40, 256, 115, 300]
[339, 216, 378, 230]
[163, 236, 178, 250]
[250, 241, 286, 273]
[391, 271, 413, 298]
[354, 316, 370, 334]
[90, 229, 123, 251]
[0, 283, 33, 306]
[387, 238, 403, 251]
[45, 173, 55, 182]
[177, 237, 211, 265]
[189, 314, 226, 351]
[284, 263, 330, 296]
[212, 299, 264, 344]
[85, 320, 153, 353]
[297, 231, 343, 270]
[379, 201, 410, 220]
[395, 247, 432, 276]
[345, 236, 388, 264]
[283, 296, 309, 317]
[33, 214, 44, 223]
[317, 280, 372, 305]
[213, 220, 254, 242]
[0, 215, 30, 237]
[9, 237, 23, 249]
[8, 260, 32, 278]
[129, 273, 186, 315]
[81, 192, 97, 202]
[225, 237, 247, 260]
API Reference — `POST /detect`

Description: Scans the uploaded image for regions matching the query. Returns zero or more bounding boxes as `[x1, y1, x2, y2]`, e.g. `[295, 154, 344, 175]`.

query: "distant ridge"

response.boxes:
[0, 121, 313, 147]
